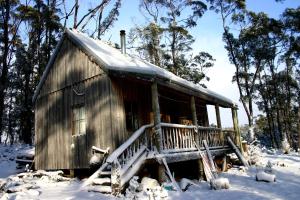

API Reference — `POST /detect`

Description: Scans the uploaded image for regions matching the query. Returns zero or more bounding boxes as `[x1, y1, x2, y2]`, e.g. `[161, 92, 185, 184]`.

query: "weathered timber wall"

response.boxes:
[35, 38, 115, 170]
[110, 78, 152, 140]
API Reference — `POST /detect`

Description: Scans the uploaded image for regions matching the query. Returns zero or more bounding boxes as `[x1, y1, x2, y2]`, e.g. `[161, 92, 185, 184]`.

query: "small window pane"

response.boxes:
[72, 105, 86, 136]
[79, 107, 85, 120]
[79, 120, 86, 135]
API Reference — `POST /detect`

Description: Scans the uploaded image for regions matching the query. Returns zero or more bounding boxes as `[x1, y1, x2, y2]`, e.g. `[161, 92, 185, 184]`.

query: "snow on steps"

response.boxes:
[87, 185, 112, 193]
[83, 124, 152, 194]
[93, 177, 111, 185]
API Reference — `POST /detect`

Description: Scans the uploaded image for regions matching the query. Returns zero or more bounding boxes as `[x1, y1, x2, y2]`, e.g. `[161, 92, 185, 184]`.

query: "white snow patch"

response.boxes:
[210, 178, 230, 190]
[1, 144, 300, 199]
[256, 171, 276, 182]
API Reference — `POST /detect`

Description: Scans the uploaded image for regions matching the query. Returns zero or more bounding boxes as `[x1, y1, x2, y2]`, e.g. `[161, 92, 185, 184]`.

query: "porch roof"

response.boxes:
[33, 29, 237, 108]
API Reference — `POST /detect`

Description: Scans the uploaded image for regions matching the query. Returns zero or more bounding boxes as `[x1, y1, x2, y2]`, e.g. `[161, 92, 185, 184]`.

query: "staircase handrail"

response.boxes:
[106, 124, 153, 163]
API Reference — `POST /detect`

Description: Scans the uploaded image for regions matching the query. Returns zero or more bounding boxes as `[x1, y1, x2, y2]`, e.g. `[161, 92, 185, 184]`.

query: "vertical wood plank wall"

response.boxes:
[110, 78, 152, 142]
[35, 38, 115, 170]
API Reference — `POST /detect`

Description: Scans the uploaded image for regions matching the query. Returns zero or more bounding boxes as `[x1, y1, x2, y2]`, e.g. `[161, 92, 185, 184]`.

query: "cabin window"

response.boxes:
[72, 105, 86, 136]
[124, 101, 139, 131]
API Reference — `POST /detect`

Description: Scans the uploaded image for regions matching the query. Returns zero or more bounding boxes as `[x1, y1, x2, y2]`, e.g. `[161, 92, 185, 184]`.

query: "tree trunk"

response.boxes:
[298, 105, 300, 151]
[0, 0, 11, 140]
[74, 0, 79, 28]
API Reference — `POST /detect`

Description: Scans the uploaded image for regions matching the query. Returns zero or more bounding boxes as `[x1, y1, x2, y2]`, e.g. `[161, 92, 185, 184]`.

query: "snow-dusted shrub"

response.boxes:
[210, 178, 230, 190]
[248, 144, 262, 165]
[264, 161, 273, 174]
[281, 139, 290, 154]
[256, 171, 276, 182]
[248, 126, 255, 142]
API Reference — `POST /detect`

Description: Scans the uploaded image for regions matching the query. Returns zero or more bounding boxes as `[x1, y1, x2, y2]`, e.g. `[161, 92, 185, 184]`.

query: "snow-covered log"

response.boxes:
[256, 171, 276, 182]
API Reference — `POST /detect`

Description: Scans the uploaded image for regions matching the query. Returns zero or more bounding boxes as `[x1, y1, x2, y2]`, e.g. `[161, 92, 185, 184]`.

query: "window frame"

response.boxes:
[72, 104, 86, 136]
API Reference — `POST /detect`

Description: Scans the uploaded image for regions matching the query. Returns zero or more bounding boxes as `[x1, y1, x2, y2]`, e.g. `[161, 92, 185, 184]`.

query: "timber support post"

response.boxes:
[151, 81, 163, 152]
[191, 96, 198, 127]
[231, 107, 243, 153]
[151, 81, 165, 182]
[215, 104, 222, 129]
[215, 104, 224, 145]
[191, 96, 204, 180]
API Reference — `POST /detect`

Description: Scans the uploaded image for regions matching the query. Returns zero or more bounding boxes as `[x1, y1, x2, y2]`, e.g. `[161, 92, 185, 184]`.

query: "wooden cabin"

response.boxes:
[33, 29, 243, 193]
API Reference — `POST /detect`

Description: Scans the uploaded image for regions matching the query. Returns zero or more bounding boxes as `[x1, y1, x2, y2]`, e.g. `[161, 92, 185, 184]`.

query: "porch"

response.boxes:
[84, 80, 243, 193]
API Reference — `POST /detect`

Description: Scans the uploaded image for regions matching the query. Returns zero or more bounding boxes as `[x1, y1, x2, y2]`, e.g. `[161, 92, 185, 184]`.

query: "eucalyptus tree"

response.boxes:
[130, 0, 214, 85]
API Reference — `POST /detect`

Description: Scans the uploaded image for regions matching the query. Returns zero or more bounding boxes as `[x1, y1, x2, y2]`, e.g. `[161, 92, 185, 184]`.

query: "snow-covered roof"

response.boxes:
[33, 28, 237, 107]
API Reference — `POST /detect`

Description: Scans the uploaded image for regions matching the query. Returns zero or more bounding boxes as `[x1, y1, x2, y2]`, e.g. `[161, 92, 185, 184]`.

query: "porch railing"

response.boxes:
[160, 123, 197, 152]
[160, 123, 227, 153]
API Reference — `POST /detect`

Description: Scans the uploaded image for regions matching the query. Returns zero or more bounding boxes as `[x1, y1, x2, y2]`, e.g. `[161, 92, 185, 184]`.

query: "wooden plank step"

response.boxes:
[87, 185, 112, 193]
[93, 178, 111, 185]
[99, 171, 111, 175]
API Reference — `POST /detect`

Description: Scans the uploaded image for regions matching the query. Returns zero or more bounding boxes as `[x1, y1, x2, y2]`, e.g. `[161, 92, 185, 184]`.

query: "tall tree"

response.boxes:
[130, 0, 214, 85]
[0, 0, 21, 142]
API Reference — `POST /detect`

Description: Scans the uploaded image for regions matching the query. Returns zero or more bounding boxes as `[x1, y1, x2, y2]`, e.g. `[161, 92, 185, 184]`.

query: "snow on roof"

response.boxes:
[33, 28, 236, 107]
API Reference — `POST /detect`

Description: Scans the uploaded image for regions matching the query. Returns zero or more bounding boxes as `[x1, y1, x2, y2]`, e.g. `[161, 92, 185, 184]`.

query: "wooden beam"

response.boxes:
[151, 81, 163, 152]
[161, 158, 182, 192]
[231, 107, 243, 152]
[215, 104, 222, 129]
[227, 136, 249, 167]
[190, 96, 198, 126]
[157, 79, 233, 108]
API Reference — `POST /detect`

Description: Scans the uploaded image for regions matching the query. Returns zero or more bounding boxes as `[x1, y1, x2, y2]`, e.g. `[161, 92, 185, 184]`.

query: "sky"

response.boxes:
[71, 0, 299, 127]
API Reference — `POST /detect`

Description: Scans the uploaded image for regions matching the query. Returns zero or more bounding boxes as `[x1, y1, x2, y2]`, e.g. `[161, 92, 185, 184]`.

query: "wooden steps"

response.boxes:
[93, 177, 111, 185]
[87, 185, 112, 193]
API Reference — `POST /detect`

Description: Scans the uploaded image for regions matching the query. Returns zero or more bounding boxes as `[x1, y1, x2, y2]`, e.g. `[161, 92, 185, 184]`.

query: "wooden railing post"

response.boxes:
[190, 96, 198, 126]
[215, 104, 224, 145]
[191, 96, 205, 180]
[231, 107, 243, 152]
[151, 81, 166, 182]
[215, 104, 222, 129]
[151, 81, 163, 152]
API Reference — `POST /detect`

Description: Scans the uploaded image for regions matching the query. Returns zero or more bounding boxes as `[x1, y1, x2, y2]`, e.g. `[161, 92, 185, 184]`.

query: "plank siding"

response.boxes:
[35, 38, 113, 170]
[109, 78, 152, 145]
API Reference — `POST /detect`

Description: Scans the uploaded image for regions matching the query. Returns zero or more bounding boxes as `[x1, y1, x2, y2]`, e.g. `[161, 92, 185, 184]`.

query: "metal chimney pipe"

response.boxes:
[120, 30, 126, 54]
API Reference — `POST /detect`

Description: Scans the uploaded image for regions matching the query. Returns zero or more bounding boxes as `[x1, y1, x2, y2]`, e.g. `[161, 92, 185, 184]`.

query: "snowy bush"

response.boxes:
[281, 139, 290, 154]
[248, 144, 262, 165]
[264, 161, 273, 174]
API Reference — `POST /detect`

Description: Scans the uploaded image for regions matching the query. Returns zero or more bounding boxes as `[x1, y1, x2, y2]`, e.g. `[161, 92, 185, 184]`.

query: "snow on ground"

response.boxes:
[1, 144, 300, 200]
